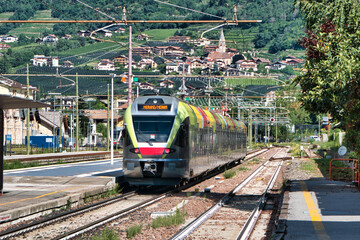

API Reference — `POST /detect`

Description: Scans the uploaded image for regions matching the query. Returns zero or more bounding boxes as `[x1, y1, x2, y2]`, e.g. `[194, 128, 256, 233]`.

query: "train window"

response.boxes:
[133, 116, 174, 143]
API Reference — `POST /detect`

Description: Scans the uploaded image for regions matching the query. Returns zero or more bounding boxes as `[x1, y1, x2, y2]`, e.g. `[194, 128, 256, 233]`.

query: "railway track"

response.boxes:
[0, 190, 139, 239]
[0, 147, 274, 239]
[170, 147, 288, 240]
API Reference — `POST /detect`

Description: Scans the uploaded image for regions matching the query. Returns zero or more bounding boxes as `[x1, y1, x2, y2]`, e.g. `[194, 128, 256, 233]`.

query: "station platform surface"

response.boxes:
[282, 179, 360, 240]
[0, 158, 124, 223]
[0, 176, 116, 222]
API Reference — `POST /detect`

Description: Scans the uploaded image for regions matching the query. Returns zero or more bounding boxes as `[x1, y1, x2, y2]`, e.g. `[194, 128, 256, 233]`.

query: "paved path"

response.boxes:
[284, 179, 360, 240]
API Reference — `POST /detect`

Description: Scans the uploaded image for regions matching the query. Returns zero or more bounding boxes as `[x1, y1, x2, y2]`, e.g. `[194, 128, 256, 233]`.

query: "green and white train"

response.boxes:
[123, 95, 247, 186]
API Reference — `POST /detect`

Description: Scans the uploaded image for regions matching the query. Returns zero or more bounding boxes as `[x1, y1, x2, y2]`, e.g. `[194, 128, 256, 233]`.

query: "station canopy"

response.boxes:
[0, 94, 49, 109]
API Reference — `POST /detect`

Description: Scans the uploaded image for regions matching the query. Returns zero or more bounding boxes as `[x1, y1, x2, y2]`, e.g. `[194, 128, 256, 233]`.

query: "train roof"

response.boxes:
[127, 95, 246, 132]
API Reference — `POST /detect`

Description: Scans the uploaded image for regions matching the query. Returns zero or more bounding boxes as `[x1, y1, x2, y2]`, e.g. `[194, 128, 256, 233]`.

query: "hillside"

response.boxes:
[0, 0, 304, 51]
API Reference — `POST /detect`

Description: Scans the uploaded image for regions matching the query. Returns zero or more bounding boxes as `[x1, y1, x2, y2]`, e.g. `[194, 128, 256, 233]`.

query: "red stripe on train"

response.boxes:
[139, 147, 165, 156]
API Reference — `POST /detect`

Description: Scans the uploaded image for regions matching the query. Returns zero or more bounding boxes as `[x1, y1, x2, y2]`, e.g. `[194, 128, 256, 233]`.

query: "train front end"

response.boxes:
[123, 96, 190, 186]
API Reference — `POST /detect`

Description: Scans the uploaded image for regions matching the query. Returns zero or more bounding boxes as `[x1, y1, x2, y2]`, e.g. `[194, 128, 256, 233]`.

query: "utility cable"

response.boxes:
[154, 0, 225, 20]
[74, 0, 116, 20]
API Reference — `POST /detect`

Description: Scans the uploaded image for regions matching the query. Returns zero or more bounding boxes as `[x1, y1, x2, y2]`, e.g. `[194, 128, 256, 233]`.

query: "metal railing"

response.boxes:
[329, 158, 359, 186]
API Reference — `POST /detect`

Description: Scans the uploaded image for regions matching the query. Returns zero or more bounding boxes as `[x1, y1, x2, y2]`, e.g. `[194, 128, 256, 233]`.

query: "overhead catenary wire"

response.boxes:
[154, 0, 226, 20]
[74, 0, 116, 20]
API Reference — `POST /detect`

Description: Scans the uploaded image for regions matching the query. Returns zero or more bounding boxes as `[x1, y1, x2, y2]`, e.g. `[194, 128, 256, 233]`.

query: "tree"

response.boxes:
[294, 0, 360, 155]
[0, 56, 11, 74]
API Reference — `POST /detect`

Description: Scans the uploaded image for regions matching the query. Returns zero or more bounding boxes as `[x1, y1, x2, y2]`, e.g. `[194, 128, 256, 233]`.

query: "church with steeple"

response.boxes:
[207, 28, 235, 65]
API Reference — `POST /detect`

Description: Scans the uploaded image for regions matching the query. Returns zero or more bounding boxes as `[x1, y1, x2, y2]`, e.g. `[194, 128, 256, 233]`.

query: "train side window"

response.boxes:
[174, 117, 189, 148]
[123, 129, 131, 147]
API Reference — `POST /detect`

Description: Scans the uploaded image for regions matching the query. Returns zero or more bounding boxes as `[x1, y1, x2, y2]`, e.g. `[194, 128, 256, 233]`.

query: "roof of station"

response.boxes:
[0, 94, 49, 109]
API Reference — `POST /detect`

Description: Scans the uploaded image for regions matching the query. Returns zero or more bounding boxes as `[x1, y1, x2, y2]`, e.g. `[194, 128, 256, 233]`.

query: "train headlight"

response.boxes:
[164, 148, 175, 154]
[130, 148, 141, 154]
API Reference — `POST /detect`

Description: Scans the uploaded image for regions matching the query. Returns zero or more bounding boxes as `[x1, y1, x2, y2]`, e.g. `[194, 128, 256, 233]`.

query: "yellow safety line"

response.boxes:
[0, 186, 82, 206]
[300, 181, 330, 240]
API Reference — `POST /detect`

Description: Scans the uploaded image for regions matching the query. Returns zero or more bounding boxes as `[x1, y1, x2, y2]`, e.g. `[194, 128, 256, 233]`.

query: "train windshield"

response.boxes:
[133, 116, 175, 143]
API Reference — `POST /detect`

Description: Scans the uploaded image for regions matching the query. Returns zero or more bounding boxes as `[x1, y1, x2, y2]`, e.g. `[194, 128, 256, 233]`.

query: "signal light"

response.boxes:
[130, 148, 140, 154]
[164, 148, 175, 154]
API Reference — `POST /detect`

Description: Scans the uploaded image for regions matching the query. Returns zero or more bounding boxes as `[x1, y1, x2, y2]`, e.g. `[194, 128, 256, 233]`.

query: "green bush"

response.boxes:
[152, 209, 186, 229]
[223, 168, 236, 179]
[126, 224, 142, 239]
[91, 227, 120, 240]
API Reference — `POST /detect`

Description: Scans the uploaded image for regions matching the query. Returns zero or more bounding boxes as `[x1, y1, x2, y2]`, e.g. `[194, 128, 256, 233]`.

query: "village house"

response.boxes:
[137, 58, 157, 70]
[97, 29, 112, 37]
[187, 38, 211, 46]
[168, 36, 191, 43]
[166, 62, 179, 74]
[153, 46, 185, 56]
[189, 59, 206, 70]
[132, 47, 152, 57]
[114, 28, 126, 34]
[159, 79, 174, 88]
[236, 60, 258, 72]
[252, 57, 271, 65]
[140, 82, 154, 90]
[136, 33, 150, 41]
[284, 56, 305, 67]
[0, 35, 18, 43]
[62, 60, 74, 68]
[268, 61, 287, 70]
[30, 55, 59, 67]
[203, 45, 217, 53]
[113, 55, 128, 65]
[42, 34, 58, 43]
[95, 59, 115, 71]
[77, 30, 92, 37]
[62, 34, 72, 40]
[0, 43, 11, 50]
[83, 110, 121, 146]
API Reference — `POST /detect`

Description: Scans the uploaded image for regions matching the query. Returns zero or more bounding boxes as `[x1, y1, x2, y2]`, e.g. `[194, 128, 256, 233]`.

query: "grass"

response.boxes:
[8, 10, 58, 37]
[225, 78, 279, 86]
[126, 224, 142, 239]
[4, 159, 41, 170]
[238, 166, 249, 171]
[301, 161, 318, 172]
[0, 12, 14, 20]
[91, 228, 120, 240]
[223, 168, 236, 179]
[143, 29, 179, 41]
[152, 208, 186, 229]
[53, 41, 121, 56]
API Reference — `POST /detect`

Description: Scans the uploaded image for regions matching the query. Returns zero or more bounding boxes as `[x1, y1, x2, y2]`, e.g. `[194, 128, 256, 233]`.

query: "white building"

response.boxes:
[42, 34, 58, 43]
[95, 59, 115, 71]
[31, 55, 59, 67]
[0, 35, 18, 43]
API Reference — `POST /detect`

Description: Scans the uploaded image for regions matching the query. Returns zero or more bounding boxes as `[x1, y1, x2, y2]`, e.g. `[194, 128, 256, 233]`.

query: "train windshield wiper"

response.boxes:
[136, 129, 153, 146]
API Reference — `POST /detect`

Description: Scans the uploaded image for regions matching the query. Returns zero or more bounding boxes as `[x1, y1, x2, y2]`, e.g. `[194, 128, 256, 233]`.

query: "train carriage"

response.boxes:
[122, 95, 247, 186]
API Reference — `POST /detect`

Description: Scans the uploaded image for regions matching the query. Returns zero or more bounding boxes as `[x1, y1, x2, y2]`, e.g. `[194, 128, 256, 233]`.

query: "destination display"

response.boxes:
[138, 104, 171, 111]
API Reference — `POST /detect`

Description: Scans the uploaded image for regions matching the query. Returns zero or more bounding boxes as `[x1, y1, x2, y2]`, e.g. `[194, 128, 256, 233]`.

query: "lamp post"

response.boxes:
[110, 73, 116, 165]
[49, 92, 61, 153]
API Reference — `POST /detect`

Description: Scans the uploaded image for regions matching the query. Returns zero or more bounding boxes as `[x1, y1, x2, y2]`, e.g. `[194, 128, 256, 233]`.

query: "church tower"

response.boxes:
[216, 28, 226, 53]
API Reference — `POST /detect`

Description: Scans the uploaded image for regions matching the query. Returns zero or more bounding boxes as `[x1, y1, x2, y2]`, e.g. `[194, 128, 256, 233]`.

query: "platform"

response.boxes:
[0, 176, 116, 222]
[0, 158, 124, 223]
[280, 179, 360, 240]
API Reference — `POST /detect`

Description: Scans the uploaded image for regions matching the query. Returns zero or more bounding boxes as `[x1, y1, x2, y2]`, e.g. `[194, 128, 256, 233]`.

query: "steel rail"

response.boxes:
[0, 20, 261, 24]
[236, 148, 288, 240]
[53, 149, 269, 239]
[170, 148, 279, 240]
[53, 193, 168, 240]
[0, 191, 137, 240]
